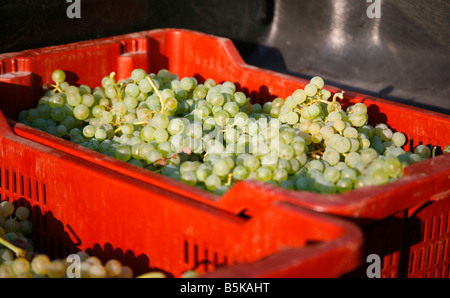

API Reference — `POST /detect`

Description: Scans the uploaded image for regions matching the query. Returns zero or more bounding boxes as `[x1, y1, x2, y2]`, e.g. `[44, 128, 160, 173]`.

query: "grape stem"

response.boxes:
[133, 121, 149, 126]
[295, 90, 345, 116]
[144, 147, 192, 169]
[147, 76, 165, 113]
[225, 173, 234, 186]
[51, 83, 64, 94]
[331, 91, 345, 112]
[309, 148, 325, 159]
[109, 72, 123, 102]
[0, 237, 27, 258]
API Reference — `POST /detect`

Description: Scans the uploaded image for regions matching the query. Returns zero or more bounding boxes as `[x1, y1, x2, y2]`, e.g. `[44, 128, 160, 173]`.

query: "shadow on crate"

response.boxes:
[342, 212, 425, 278]
[10, 197, 169, 277]
[0, 78, 43, 120]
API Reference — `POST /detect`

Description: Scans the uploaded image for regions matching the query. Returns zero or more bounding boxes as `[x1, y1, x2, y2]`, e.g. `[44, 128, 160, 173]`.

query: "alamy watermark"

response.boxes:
[366, 0, 381, 19]
[66, 0, 81, 19]
[366, 254, 381, 278]
[65, 1, 380, 20]
[66, 254, 81, 278]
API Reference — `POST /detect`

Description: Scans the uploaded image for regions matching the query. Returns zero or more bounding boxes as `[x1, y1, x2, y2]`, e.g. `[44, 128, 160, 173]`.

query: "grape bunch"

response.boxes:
[0, 200, 173, 278]
[17, 69, 448, 196]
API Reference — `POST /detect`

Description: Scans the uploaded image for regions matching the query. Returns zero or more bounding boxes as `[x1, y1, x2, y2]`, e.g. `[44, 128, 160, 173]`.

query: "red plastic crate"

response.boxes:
[0, 28, 449, 278]
[0, 110, 363, 277]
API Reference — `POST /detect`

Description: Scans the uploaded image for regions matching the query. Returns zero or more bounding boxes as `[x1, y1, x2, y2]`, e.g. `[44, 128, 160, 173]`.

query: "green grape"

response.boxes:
[379, 128, 393, 142]
[322, 90, 332, 100]
[123, 96, 139, 110]
[105, 259, 122, 278]
[360, 148, 379, 165]
[341, 168, 358, 181]
[349, 113, 367, 127]
[369, 168, 390, 186]
[234, 92, 248, 107]
[154, 128, 169, 143]
[120, 123, 134, 135]
[286, 112, 299, 125]
[322, 148, 340, 166]
[195, 164, 212, 182]
[132, 69, 147, 83]
[124, 83, 139, 98]
[443, 146, 450, 154]
[278, 144, 295, 160]
[37, 103, 52, 119]
[295, 177, 314, 191]
[157, 69, 172, 83]
[333, 136, 351, 154]
[205, 174, 222, 191]
[343, 127, 358, 139]
[384, 156, 403, 178]
[82, 125, 95, 138]
[98, 111, 113, 124]
[73, 104, 90, 120]
[52, 69, 66, 83]
[145, 150, 163, 164]
[223, 102, 240, 117]
[310, 76, 325, 89]
[304, 83, 318, 96]
[13, 206, 29, 220]
[46, 260, 67, 278]
[95, 128, 107, 141]
[314, 178, 337, 194]
[112, 102, 128, 116]
[242, 155, 260, 171]
[31, 254, 50, 275]
[89, 264, 107, 278]
[48, 94, 66, 108]
[333, 120, 346, 132]
[0, 201, 14, 217]
[81, 94, 95, 108]
[136, 108, 153, 122]
[31, 118, 47, 131]
[251, 103, 263, 114]
[323, 166, 341, 183]
[291, 89, 307, 104]
[11, 257, 31, 276]
[137, 131, 155, 148]
[78, 85, 91, 95]
[256, 166, 273, 182]
[352, 103, 367, 114]
[263, 102, 273, 114]
[150, 113, 169, 129]
[180, 77, 195, 91]
[138, 77, 153, 93]
[414, 144, 431, 159]
[0, 264, 15, 278]
[50, 107, 66, 122]
[260, 154, 278, 170]
[273, 168, 288, 182]
[213, 159, 232, 178]
[307, 159, 325, 172]
[336, 178, 354, 193]
[91, 105, 106, 119]
[345, 152, 361, 168]
[115, 144, 132, 162]
[231, 165, 248, 181]
[181, 171, 198, 186]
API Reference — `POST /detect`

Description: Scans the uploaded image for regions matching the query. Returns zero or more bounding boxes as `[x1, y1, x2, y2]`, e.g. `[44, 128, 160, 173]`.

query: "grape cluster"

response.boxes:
[0, 200, 173, 278]
[17, 69, 446, 196]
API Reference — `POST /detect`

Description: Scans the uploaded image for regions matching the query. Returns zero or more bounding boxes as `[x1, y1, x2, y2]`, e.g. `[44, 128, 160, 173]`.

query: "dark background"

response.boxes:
[1, 0, 449, 114]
